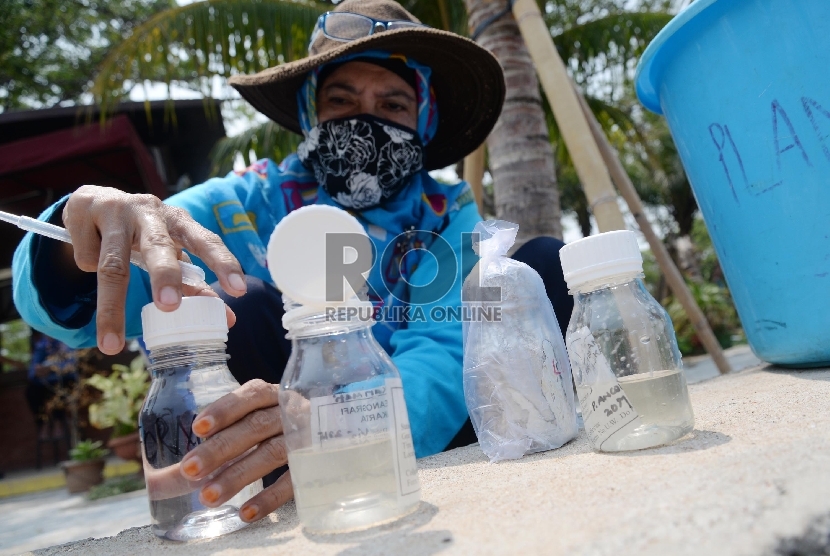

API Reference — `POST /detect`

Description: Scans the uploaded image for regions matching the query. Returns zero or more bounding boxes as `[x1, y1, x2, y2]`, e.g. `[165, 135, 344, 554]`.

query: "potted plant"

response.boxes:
[61, 439, 108, 493]
[86, 355, 150, 464]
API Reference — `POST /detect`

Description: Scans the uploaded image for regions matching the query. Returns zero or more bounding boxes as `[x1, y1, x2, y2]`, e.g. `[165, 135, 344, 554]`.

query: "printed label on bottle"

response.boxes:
[309, 382, 391, 447]
[568, 327, 641, 450]
[309, 378, 420, 498]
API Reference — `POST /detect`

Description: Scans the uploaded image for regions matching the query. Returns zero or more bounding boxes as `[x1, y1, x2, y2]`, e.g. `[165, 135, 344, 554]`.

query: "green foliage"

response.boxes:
[642, 218, 745, 356]
[86, 356, 150, 438]
[544, 90, 671, 236]
[689, 214, 726, 285]
[403, 0, 468, 34]
[0, 320, 31, 372]
[0, 0, 174, 111]
[83, 0, 685, 195]
[554, 11, 673, 91]
[69, 439, 109, 462]
[210, 120, 302, 176]
[641, 248, 662, 298]
[544, 0, 673, 34]
[85, 0, 475, 171]
[544, 7, 687, 234]
[92, 0, 325, 116]
[666, 281, 743, 356]
[87, 475, 146, 500]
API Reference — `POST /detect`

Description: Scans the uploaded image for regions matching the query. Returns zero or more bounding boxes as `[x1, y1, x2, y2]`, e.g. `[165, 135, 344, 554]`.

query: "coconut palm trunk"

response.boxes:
[463, 0, 562, 246]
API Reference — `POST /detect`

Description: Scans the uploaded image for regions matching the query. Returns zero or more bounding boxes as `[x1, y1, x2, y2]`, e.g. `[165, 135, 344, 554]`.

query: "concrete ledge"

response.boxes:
[34, 365, 830, 555]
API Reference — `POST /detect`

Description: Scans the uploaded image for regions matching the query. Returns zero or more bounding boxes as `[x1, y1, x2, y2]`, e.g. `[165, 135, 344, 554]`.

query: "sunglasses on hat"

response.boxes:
[308, 12, 427, 51]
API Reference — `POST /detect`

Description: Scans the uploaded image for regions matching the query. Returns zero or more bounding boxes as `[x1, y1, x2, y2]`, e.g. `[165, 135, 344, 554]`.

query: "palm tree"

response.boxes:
[463, 0, 563, 245]
[91, 0, 325, 173]
[93, 0, 324, 104]
[425, 0, 678, 245]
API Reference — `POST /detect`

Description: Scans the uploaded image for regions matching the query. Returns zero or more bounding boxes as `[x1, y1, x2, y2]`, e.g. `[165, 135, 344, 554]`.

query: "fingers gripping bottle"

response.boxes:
[139, 297, 263, 541]
[559, 231, 695, 452]
[267, 205, 421, 533]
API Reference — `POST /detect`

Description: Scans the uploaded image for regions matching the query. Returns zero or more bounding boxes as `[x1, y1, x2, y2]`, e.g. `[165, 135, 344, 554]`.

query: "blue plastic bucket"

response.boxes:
[636, 0, 830, 367]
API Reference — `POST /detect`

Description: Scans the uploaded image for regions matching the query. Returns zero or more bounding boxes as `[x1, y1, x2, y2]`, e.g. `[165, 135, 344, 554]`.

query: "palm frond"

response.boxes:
[542, 90, 666, 214]
[553, 12, 672, 85]
[209, 120, 302, 176]
[93, 0, 326, 113]
[542, 93, 635, 160]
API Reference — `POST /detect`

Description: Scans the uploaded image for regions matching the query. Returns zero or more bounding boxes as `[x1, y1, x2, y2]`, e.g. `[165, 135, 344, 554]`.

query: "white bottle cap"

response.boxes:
[558, 230, 643, 290]
[267, 205, 372, 310]
[141, 296, 228, 350]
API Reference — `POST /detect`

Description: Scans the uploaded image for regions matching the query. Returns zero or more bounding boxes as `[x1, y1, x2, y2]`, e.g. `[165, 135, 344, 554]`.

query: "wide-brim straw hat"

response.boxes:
[228, 0, 505, 170]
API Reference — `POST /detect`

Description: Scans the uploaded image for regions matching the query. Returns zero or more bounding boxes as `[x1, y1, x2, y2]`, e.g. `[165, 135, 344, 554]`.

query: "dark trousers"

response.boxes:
[213, 236, 572, 483]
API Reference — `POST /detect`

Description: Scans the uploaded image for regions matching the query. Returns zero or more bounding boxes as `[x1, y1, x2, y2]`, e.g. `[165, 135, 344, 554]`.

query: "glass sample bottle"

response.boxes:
[278, 300, 421, 533]
[265, 204, 420, 533]
[559, 230, 695, 452]
[139, 297, 262, 541]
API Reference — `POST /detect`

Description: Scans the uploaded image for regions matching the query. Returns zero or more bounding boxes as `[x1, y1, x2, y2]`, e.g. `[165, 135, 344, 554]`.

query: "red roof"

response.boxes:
[0, 114, 166, 207]
[0, 100, 226, 322]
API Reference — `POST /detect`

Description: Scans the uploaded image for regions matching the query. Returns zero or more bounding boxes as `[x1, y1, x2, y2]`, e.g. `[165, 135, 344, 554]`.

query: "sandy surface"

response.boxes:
[31, 365, 830, 556]
[0, 488, 150, 556]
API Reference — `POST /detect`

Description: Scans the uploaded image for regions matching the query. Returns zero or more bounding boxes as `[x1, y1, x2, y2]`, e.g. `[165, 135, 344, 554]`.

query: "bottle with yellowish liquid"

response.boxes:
[266, 205, 420, 533]
[278, 301, 421, 533]
[559, 230, 694, 452]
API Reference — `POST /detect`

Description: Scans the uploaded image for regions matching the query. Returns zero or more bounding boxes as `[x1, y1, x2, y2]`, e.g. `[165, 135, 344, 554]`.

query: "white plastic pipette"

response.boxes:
[0, 210, 206, 287]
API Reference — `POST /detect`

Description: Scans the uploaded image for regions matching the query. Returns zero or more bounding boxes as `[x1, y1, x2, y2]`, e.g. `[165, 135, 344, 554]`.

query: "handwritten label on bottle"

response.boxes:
[568, 327, 641, 450]
[309, 378, 420, 499]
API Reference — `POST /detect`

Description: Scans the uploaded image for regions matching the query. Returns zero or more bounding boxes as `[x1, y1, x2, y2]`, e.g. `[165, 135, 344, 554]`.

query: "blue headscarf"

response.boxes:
[297, 50, 440, 145]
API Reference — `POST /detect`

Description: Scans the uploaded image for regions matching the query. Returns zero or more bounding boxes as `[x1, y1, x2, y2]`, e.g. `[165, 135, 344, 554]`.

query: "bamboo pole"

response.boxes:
[463, 144, 486, 214]
[510, 0, 730, 373]
[511, 0, 626, 232]
[575, 91, 732, 375]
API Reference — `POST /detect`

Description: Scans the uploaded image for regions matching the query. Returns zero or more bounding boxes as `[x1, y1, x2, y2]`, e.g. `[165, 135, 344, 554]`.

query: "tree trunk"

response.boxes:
[464, 0, 562, 247]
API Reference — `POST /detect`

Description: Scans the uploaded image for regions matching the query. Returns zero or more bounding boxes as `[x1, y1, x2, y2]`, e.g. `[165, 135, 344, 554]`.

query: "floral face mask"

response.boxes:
[297, 114, 424, 210]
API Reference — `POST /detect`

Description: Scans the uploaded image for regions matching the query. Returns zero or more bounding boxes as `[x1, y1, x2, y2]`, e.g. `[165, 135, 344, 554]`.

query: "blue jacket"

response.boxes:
[13, 155, 481, 458]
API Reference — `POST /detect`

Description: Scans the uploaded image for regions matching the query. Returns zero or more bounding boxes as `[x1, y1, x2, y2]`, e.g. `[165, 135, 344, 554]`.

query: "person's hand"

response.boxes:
[61, 186, 247, 354]
[178, 379, 293, 523]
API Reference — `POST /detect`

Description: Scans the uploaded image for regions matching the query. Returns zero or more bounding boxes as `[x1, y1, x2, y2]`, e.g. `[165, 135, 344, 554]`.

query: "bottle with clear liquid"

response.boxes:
[559, 230, 695, 452]
[139, 297, 262, 541]
[279, 298, 421, 533]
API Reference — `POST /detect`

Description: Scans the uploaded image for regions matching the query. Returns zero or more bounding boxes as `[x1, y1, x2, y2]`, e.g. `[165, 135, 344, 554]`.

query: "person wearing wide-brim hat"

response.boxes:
[230, 0, 505, 173]
[13, 0, 573, 522]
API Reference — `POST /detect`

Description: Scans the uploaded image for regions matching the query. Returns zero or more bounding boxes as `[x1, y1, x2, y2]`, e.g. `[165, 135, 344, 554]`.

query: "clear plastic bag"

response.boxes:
[462, 220, 578, 462]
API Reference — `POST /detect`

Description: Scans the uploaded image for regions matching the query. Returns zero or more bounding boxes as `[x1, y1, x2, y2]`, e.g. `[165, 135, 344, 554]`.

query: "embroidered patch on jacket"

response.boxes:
[281, 180, 319, 212]
[422, 193, 447, 216]
[213, 200, 256, 234]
